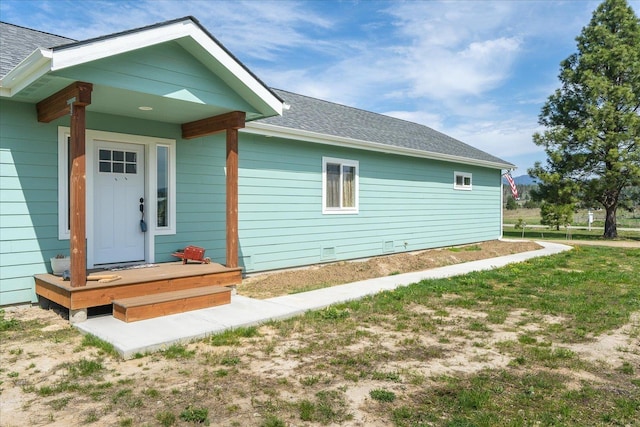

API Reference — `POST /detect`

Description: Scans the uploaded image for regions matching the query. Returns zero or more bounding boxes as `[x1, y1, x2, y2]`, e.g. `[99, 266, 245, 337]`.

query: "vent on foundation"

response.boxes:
[321, 247, 336, 260]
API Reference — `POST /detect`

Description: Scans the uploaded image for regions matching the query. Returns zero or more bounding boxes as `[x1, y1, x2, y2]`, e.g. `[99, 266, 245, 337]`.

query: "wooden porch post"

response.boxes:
[182, 111, 245, 269]
[37, 82, 93, 289]
[226, 128, 239, 268]
[69, 103, 88, 287]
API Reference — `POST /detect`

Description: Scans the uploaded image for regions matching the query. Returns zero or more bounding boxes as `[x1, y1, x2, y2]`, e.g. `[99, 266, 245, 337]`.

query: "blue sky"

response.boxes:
[2, 0, 638, 174]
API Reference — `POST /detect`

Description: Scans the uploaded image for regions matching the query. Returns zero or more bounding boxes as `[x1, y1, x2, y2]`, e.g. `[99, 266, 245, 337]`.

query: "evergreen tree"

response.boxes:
[529, 0, 640, 238]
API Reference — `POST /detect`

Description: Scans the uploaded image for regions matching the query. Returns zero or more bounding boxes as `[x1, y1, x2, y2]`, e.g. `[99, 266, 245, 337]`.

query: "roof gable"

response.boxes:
[1, 17, 282, 119]
[50, 41, 257, 122]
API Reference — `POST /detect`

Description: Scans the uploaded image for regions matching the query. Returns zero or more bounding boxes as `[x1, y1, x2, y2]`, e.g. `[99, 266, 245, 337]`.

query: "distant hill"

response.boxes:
[503, 174, 538, 186]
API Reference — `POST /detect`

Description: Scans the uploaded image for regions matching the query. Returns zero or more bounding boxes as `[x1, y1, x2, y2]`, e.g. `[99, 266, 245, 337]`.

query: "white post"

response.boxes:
[500, 171, 504, 239]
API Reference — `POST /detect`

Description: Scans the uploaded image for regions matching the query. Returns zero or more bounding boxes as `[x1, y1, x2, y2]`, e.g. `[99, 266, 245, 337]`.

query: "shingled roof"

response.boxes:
[1, 21, 512, 168]
[0, 22, 75, 78]
[258, 89, 512, 167]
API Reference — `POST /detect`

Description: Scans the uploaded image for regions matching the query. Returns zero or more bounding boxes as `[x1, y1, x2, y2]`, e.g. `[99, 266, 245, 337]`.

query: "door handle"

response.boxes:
[139, 197, 147, 232]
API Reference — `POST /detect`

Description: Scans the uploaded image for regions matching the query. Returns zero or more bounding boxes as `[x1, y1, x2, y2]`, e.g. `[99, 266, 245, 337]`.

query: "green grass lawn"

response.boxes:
[3, 246, 639, 426]
[503, 228, 640, 241]
[330, 246, 640, 426]
[503, 207, 640, 229]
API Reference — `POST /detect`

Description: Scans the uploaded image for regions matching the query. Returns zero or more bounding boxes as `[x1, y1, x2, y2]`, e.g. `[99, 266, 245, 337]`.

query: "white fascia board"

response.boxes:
[244, 122, 514, 170]
[0, 48, 52, 97]
[188, 30, 283, 116]
[50, 20, 282, 117]
[51, 21, 194, 70]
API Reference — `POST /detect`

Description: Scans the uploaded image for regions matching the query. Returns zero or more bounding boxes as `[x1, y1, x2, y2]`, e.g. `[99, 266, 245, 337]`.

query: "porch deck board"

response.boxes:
[34, 262, 242, 311]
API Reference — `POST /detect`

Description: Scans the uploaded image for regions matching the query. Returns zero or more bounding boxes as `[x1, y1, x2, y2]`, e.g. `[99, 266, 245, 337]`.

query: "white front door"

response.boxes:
[93, 140, 146, 265]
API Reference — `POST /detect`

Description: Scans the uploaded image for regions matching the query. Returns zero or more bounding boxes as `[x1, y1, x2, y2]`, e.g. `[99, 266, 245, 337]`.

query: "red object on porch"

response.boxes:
[172, 246, 211, 264]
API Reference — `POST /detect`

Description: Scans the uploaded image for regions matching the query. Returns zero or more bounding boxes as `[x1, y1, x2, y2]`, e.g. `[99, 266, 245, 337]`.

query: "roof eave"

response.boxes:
[0, 48, 52, 97]
[51, 18, 282, 117]
[244, 122, 514, 170]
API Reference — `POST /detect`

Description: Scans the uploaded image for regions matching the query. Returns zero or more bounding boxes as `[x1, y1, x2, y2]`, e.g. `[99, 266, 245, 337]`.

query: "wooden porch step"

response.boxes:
[113, 286, 231, 322]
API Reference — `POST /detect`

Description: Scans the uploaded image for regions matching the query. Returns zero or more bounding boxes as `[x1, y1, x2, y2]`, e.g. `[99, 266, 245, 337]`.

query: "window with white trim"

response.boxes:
[322, 157, 359, 214]
[454, 171, 472, 190]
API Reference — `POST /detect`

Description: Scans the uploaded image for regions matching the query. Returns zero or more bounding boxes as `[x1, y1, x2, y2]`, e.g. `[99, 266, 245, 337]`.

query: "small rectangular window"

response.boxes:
[454, 171, 472, 190]
[97, 149, 137, 174]
[323, 157, 359, 214]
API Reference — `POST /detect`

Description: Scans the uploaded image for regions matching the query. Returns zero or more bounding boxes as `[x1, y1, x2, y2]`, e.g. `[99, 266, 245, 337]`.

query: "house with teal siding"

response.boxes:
[1, 17, 513, 308]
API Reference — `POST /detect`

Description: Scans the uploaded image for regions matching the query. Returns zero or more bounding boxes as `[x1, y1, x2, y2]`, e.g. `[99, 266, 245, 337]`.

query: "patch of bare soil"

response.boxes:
[2, 303, 638, 427]
[3, 240, 638, 426]
[238, 240, 542, 299]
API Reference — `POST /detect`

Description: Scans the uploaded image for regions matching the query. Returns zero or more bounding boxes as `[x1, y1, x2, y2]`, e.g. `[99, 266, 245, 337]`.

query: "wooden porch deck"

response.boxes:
[34, 262, 242, 321]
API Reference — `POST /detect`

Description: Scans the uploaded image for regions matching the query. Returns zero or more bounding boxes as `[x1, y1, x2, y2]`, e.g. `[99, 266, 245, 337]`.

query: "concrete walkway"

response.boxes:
[75, 241, 572, 358]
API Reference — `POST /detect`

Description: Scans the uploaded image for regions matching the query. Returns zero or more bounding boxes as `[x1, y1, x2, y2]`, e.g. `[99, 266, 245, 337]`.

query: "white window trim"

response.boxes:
[57, 130, 71, 240]
[57, 127, 177, 244]
[454, 171, 473, 191]
[149, 143, 176, 236]
[322, 156, 359, 214]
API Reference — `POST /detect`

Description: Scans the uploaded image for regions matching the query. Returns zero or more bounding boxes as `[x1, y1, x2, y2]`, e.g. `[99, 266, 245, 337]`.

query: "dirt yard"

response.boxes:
[2, 240, 638, 426]
[238, 240, 542, 299]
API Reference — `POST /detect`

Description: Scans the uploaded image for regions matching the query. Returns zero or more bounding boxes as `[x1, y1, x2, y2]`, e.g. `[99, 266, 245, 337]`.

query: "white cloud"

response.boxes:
[4, 0, 333, 62]
[5, 0, 633, 174]
[402, 36, 522, 100]
[379, 1, 525, 101]
[444, 117, 545, 161]
[183, 1, 335, 61]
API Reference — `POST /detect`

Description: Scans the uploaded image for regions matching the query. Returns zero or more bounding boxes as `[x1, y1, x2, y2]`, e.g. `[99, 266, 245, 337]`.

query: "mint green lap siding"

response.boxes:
[54, 42, 257, 117]
[166, 133, 227, 263]
[0, 288, 36, 306]
[86, 114, 229, 264]
[1, 96, 502, 305]
[237, 134, 502, 273]
[0, 100, 230, 305]
[1, 100, 64, 304]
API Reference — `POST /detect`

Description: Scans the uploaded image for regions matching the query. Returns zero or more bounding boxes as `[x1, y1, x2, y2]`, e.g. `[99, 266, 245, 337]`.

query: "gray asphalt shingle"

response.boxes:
[259, 89, 511, 166]
[0, 22, 75, 78]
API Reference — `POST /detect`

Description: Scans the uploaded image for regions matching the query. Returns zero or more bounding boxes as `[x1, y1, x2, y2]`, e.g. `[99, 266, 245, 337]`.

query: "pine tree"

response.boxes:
[529, 0, 640, 238]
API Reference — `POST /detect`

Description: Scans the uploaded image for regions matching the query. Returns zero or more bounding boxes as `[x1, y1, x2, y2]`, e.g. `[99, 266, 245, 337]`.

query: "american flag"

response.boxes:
[504, 173, 519, 200]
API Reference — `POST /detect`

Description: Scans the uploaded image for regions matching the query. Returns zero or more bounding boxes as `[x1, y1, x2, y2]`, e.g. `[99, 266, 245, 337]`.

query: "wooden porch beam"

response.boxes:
[36, 82, 93, 123]
[182, 111, 246, 140]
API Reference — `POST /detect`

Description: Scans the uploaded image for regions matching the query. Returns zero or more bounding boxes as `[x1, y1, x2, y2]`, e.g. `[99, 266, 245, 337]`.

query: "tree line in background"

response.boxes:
[504, 185, 540, 211]
[504, 182, 639, 216]
[527, 0, 639, 238]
